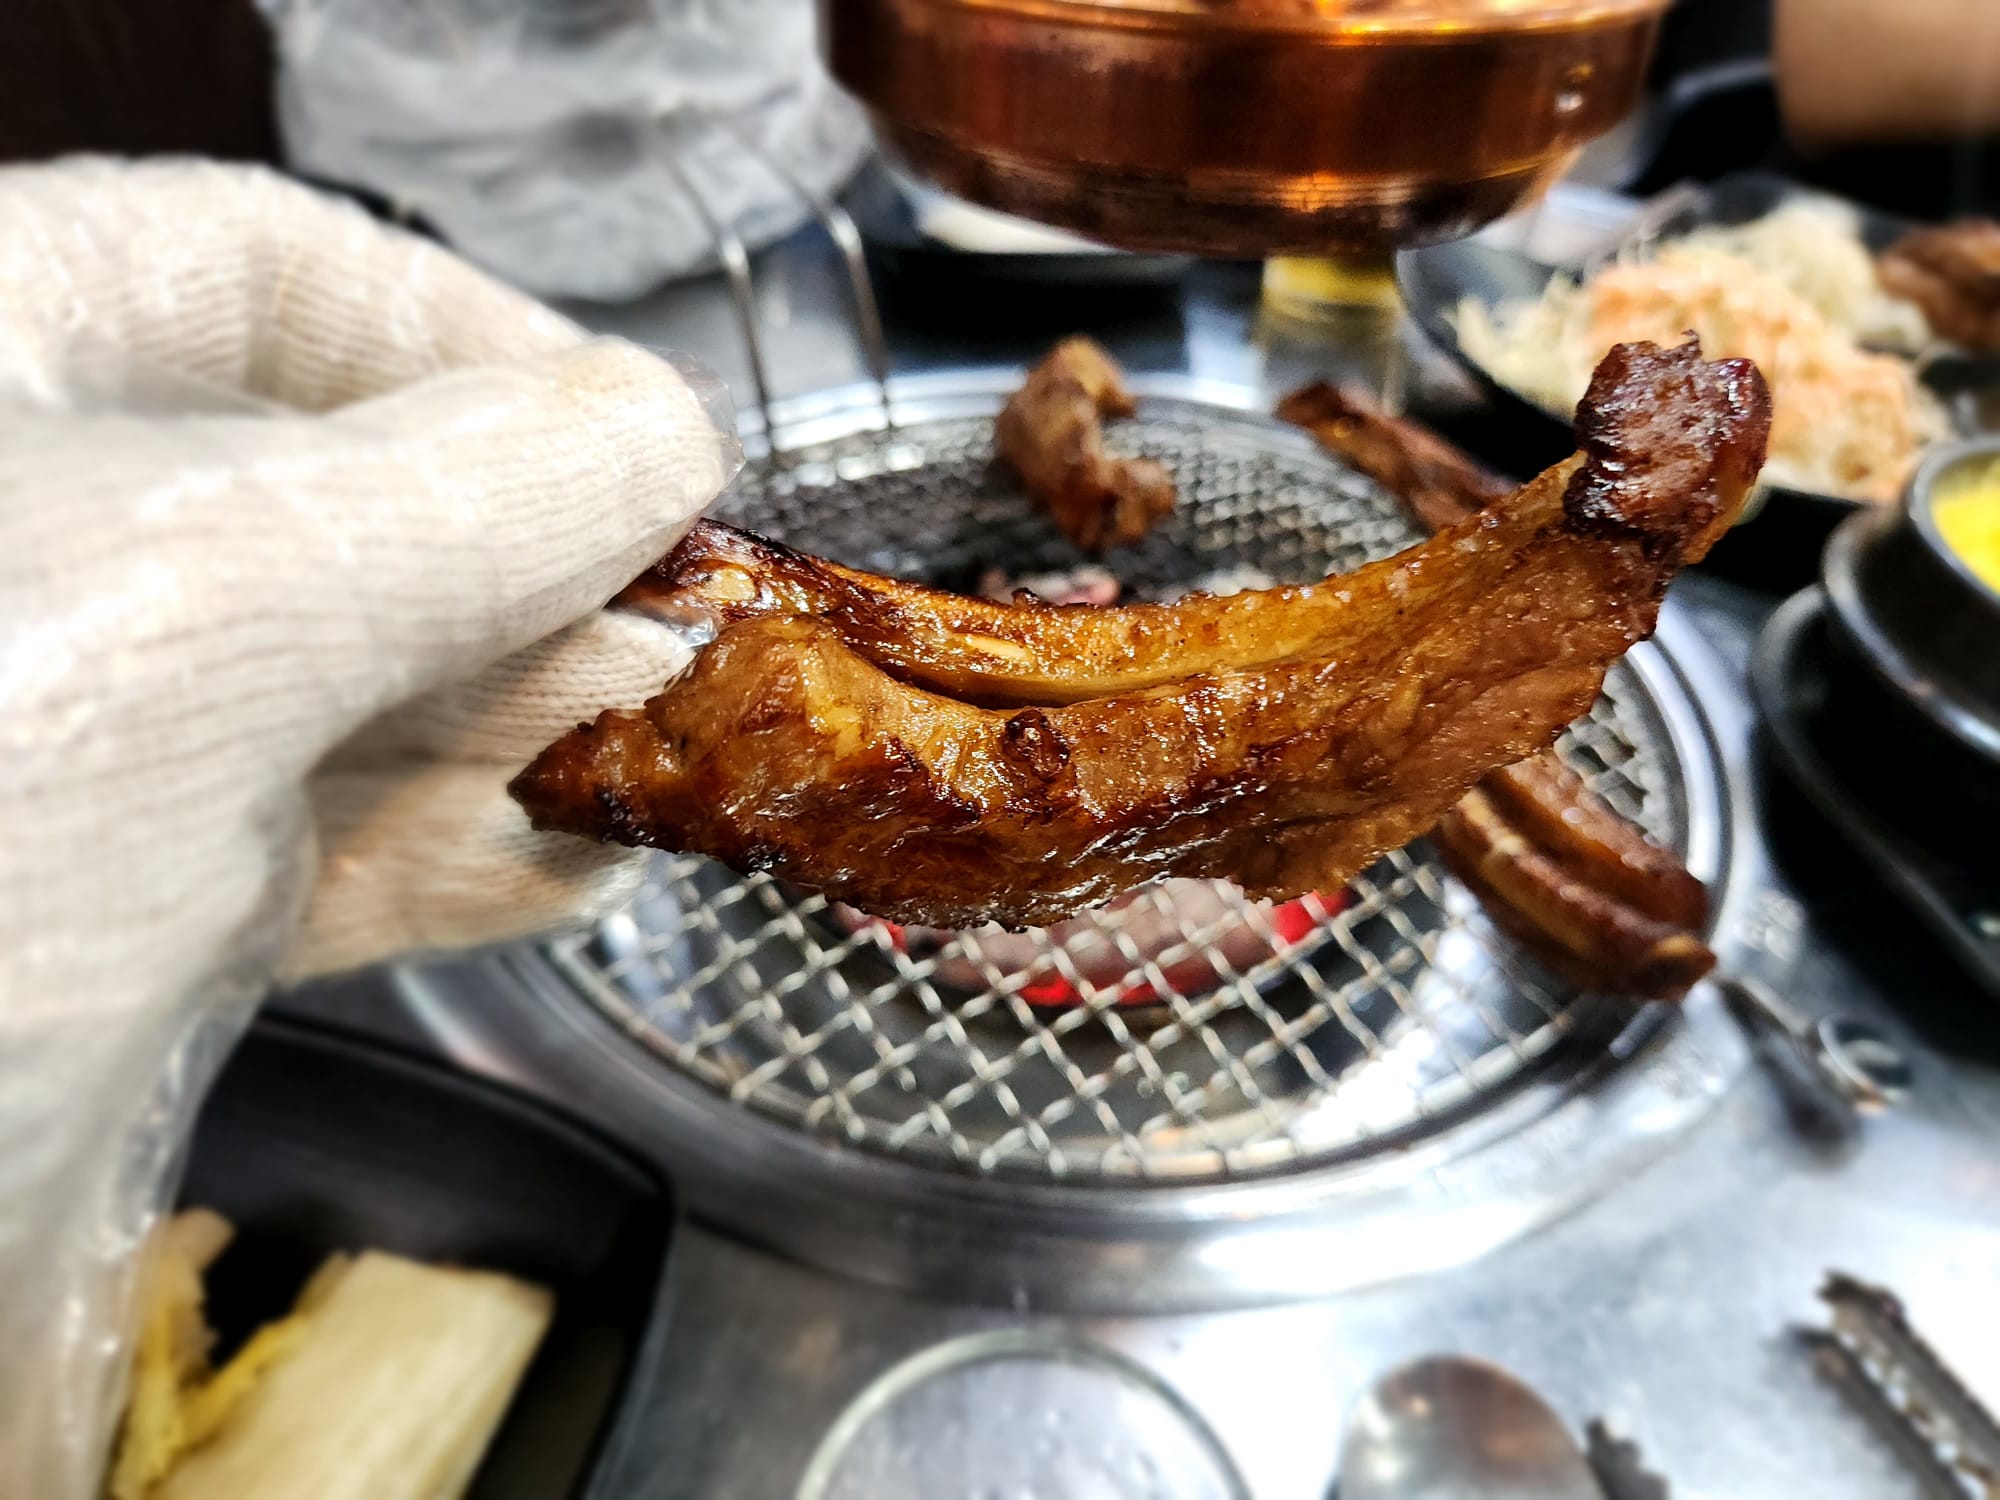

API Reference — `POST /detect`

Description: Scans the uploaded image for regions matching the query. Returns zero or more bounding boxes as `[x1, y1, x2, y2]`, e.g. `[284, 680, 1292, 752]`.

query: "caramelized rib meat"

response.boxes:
[1878, 220, 2000, 353]
[1276, 380, 1512, 532]
[1278, 375, 1718, 997]
[619, 478, 1578, 707]
[514, 617, 1633, 929]
[518, 340, 1769, 929]
[1481, 758, 1708, 931]
[995, 337, 1175, 552]
[624, 341, 1760, 710]
[1436, 785, 1716, 1000]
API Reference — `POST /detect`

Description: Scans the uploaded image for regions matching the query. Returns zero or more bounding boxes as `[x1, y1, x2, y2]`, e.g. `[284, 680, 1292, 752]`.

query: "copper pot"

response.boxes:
[821, 0, 1667, 256]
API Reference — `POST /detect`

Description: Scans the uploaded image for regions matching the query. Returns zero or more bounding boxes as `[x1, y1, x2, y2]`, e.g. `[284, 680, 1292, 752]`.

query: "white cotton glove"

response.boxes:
[0, 157, 740, 1499]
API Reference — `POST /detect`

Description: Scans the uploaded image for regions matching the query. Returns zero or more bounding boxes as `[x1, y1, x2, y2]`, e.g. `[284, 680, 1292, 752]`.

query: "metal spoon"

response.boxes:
[1338, 1355, 1603, 1500]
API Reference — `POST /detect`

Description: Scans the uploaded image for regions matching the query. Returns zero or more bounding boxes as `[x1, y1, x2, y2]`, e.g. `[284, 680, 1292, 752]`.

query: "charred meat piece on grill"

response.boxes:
[1878, 219, 2000, 353]
[995, 336, 1175, 552]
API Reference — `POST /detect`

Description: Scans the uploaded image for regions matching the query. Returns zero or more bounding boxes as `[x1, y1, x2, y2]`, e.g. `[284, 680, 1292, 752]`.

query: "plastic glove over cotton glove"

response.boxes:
[0, 158, 740, 1499]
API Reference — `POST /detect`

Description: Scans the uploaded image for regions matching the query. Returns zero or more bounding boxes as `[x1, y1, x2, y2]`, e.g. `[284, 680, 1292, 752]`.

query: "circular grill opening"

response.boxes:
[539, 395, 1694, 1184]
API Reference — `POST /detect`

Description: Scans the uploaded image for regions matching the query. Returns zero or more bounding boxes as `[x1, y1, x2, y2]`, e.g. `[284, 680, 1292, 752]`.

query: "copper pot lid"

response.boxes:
[1013, 0, 1662, 26]
[821, 0, 1669, 255]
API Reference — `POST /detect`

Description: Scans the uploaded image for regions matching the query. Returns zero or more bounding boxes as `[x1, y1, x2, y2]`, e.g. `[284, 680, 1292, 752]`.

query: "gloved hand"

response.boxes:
[0, 157, 740, 1498]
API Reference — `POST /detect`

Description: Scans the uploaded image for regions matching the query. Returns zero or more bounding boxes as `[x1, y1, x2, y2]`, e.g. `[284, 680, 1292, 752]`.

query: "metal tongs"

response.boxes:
[1804, 1274, 2000, 1497]
[1715, 974, 1912, 1119]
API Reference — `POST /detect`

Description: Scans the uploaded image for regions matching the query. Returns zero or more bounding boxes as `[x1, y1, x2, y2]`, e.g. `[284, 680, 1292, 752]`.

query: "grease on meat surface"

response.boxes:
[827, 565, 1332, 1009]
[995, 336, 1175, 552]
[1281, 375, 1717, 998]
[517, 340, 1769, 931]
[621, 513, 1461, 708]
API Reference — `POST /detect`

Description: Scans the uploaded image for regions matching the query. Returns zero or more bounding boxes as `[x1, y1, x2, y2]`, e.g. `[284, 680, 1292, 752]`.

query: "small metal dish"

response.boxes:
[1823, 435, 2000, 765]
[821, 0, 1667, 256]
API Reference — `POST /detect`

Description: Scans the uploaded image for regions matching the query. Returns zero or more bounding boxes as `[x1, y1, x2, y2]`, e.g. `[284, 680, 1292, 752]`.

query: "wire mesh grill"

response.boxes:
[541, 396, 1690, 1183]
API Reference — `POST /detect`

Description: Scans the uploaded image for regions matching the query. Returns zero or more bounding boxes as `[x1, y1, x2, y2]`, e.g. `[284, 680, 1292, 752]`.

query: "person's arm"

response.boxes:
[1775, 0, 2000, 146]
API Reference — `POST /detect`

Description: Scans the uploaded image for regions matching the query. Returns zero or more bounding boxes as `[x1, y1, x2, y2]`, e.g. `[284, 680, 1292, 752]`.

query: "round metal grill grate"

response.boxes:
[539, 392, 1691, 1183]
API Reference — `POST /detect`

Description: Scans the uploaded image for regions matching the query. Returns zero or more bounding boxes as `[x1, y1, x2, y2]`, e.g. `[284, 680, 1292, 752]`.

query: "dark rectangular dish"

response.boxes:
[178, 1015, 673, 1500]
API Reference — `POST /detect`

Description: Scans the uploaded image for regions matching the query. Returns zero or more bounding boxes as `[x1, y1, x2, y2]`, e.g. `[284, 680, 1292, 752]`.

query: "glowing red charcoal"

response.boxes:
[833, 884, 1347, 1010]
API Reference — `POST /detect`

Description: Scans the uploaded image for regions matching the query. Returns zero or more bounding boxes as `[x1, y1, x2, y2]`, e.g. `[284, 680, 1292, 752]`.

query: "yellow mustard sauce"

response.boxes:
[1932, 456, 2000, 597]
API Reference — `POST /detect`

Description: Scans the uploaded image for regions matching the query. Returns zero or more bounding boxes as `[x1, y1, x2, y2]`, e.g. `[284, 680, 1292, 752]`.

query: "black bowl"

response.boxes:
[1823, 436, 2000, 767]
[1751, 589, 2000, 997]
[180, 1017, 673, 1500]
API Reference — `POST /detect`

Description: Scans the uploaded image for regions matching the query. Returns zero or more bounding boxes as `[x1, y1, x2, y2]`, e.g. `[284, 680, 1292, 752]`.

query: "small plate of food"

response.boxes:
[1400, 173, 2000, 550]
[109, 1018, 673, 1500]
